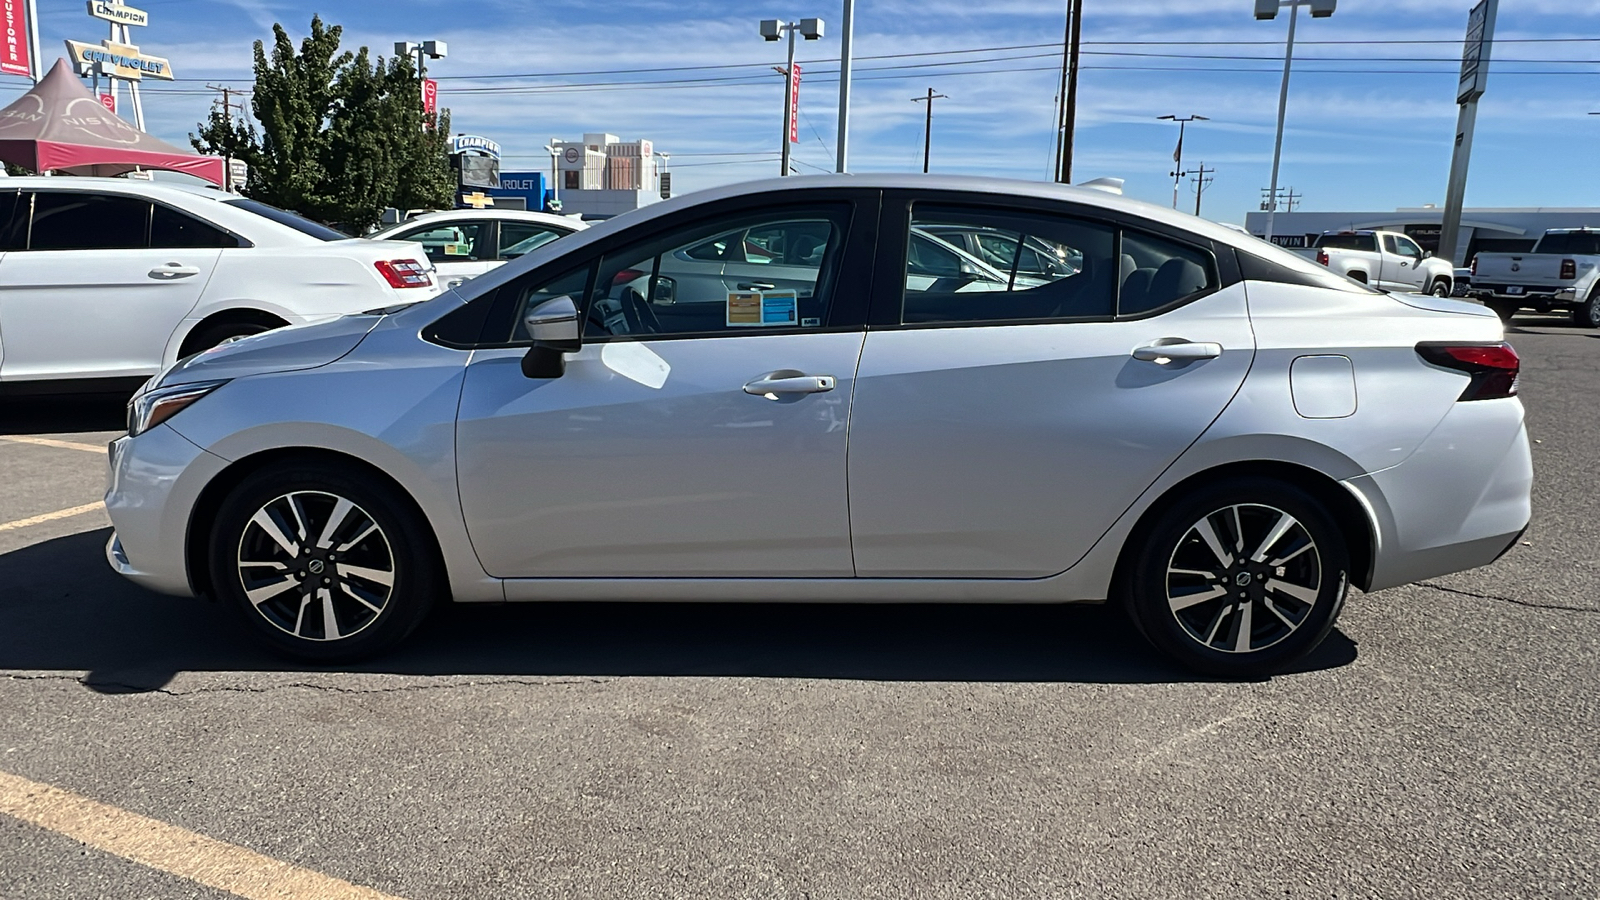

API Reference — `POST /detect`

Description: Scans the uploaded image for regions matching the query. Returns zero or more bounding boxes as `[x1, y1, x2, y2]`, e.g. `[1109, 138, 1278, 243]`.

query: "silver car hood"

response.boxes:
[156, 313, 384, 388]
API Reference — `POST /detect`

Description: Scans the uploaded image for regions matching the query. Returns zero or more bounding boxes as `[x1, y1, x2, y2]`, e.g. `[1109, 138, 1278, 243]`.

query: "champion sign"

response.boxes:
[1, 0, 33, 79]
[87, 2, 149, 27]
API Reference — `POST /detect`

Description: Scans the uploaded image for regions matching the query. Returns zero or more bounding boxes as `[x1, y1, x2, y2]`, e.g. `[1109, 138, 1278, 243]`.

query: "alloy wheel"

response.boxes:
[1164, 503, 1322, 654]
[235, 490, 396, 642]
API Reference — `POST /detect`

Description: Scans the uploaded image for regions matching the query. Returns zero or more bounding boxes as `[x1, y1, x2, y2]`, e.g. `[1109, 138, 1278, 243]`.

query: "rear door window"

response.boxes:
[151, 204, 240, 248]
[28, 192, 150, 250]
[1118, 230, 1218, 315]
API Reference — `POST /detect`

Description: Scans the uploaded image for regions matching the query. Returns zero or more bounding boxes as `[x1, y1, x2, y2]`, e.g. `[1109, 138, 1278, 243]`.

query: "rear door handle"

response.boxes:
[1132, 340, 1222, 366]
[743, 370, 836, 398]
[148, 263, 201, 279]
[736, 281, 777, 291]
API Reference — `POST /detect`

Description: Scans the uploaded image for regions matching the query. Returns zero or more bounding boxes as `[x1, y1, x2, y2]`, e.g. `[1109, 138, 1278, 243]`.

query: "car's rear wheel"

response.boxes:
[209, 462, 440, 662]
[1122, 478, 1350, 678]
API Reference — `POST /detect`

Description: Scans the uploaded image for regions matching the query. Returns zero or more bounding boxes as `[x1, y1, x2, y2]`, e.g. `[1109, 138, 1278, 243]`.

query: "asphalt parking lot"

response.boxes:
[0, 319, 1596, 900]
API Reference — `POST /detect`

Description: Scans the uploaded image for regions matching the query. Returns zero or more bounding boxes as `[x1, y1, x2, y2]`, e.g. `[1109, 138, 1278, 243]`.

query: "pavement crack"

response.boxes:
[1416, 580, 1599, 613]
[1, 672, 611, 696]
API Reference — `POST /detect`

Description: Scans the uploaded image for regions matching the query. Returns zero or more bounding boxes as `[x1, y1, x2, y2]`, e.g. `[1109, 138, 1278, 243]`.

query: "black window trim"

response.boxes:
[8, 189, 251, 251]
[425, 189, 883, 350]
[869, 190, 1237, 331]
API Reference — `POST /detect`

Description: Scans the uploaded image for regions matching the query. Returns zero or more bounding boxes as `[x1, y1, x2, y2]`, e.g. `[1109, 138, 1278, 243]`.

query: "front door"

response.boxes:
[0, 191, 222, 381]
[455, 197, 874, 577]
[847, 199, 1255, 578]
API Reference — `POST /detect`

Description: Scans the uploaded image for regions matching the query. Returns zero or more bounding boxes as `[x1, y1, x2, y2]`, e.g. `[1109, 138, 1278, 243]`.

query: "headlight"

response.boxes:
[127, 380, 229, 437]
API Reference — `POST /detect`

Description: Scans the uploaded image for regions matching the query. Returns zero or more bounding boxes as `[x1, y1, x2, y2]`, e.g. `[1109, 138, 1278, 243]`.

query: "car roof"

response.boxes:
[0, 175, 232, 202]
[374, 208, 587, 233]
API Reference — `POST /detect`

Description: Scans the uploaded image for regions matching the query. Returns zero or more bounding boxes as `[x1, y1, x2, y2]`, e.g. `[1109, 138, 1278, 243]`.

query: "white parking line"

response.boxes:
[0, 769, 409, 900]
[0, 502, 104, 533]
[0, 435, 109, 454]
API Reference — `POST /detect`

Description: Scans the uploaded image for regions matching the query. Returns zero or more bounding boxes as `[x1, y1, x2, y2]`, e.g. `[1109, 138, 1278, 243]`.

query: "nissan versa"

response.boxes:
[104, 175, 1533, 677]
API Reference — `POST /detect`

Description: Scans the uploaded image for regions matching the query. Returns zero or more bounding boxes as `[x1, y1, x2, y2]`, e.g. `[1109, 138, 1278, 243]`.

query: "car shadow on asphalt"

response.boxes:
[0, 528, 1358, 693]
[0, 393, 130, 435]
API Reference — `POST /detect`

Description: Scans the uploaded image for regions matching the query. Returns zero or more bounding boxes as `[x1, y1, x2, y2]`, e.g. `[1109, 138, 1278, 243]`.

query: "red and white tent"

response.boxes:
[0, 58, 225, 185]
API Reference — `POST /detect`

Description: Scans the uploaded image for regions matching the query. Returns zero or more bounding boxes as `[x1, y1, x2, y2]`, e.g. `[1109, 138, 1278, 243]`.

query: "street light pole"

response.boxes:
[1159, 114, 1208, 209]
[835, 0, 854, 172]
[1255, 0, 1335, 244]
[761, 18, 825, 177]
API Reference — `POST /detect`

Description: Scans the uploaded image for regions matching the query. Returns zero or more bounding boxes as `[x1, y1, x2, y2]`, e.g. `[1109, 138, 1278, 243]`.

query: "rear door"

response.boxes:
[0, 191, 224, 381]
[846, 195, 1254, 577]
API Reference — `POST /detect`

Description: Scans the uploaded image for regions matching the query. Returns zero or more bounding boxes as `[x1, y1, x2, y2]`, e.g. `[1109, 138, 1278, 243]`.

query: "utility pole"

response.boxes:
[911, 88, 947, 173]
[206, 84, 246, 192]
[1053, 0, 1084, 183]
[1159, 114, 1207, 209]
[1283, 187, 1301, 212]
[1190, 163, 1216, 216]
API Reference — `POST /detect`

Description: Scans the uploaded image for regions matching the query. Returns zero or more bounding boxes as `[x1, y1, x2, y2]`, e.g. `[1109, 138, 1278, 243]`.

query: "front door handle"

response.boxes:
[743, 370, 836, 398]
[1132, 340, 1222, 366]
[736, 281, 777, 291]
[148, 263, 201, 279]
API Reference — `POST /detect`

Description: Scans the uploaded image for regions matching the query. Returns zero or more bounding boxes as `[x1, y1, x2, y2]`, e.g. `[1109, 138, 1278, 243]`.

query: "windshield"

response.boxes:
[1536, 232, 1600, 256]
[225, 198, 350, 241]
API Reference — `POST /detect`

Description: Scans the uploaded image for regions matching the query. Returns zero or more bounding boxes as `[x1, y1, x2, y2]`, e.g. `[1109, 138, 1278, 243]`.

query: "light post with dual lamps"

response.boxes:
[760, 17, 825, 177]
[1254, 0, 1335, 244]
[393, 39, 448, 113]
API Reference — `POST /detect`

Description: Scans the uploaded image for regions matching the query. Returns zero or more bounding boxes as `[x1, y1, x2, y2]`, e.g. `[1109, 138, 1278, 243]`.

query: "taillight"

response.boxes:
[1561, 258, 1577, 280]
[1416, 342, 1520, 401]
[375, 259, 433, 289]
[1316, 249, 1329, 266]
[611, 268, 644, 286]
[1470, 254, 1478, 276]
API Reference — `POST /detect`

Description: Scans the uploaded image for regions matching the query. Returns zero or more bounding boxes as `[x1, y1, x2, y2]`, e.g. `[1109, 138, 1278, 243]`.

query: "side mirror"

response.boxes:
[650, 275, 677, 306]
[521, 295, 580, 379]
[1423, 251, 1433, 259]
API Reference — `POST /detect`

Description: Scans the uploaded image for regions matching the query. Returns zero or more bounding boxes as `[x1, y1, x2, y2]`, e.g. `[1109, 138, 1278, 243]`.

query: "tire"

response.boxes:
[1429, 279, 1451, 298]
[1572, 288, 1600, 328]
[1485, 300, 1518, 324]
[209, 461, 441, 662]
[180, 320, 278, 358]
[1121, 478, 1351, 678]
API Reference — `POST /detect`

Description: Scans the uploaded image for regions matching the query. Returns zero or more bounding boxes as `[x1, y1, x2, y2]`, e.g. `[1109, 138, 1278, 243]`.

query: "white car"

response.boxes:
[367, 209, 587, 290]
[1295, 230, 1455, 296]
[0, 177, 441, 391]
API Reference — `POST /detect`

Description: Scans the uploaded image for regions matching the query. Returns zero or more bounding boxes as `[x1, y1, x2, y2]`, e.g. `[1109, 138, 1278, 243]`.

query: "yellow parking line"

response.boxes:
[0, 769, 409, 900]
[0, 435, 108, 454]
[0, 502, 104, 533]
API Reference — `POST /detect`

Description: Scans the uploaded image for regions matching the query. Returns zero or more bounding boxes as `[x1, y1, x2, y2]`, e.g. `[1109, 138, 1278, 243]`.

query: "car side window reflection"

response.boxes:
[902, 206, 1112, 324]
[585, 208, 849, 340]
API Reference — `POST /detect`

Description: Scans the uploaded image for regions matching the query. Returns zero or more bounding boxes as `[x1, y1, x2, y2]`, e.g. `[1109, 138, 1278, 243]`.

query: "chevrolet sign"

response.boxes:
[65, 39, 172, 80]
[87, 2, 149, 27]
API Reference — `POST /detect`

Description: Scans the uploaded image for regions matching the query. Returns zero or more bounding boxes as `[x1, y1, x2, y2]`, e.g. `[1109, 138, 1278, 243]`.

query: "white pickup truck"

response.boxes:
[1293, 230, 1456, 296]
[1469, 228, 1600, 326]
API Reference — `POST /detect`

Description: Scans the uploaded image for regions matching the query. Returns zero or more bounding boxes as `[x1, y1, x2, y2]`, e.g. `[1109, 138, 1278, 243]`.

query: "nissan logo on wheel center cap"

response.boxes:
[307, 559, 326, 575]
[1234, 571, 1252, 587]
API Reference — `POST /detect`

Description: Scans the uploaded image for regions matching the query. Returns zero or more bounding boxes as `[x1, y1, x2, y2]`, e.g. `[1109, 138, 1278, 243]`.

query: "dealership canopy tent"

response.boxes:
[0, 59, 224, 185]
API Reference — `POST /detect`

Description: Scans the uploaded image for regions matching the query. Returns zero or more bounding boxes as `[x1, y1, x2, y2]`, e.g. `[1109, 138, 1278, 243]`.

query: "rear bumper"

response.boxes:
[1352, 398, 1532, 592]
[1469, 284, 1578, 304]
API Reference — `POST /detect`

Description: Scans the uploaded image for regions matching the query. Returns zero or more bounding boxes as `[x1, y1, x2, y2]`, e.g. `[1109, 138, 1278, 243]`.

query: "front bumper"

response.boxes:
[104, 424, 230, 597]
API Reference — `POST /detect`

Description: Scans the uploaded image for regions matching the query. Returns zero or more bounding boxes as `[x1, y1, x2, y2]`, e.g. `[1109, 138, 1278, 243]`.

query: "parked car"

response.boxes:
[0, 177, 440, 392]
[1468, 228, 1600, 326]
[368, 209, 587, 290]
[1294, 230, 1455, 296]
[104, 174, 1531, 678]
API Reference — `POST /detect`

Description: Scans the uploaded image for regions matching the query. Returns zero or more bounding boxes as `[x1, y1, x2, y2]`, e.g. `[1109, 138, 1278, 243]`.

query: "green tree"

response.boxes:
[191, 15, 455, 232]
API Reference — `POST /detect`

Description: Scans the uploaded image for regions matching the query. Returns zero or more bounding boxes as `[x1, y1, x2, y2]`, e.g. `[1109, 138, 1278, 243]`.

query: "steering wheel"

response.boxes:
[619, 286, 662, 335]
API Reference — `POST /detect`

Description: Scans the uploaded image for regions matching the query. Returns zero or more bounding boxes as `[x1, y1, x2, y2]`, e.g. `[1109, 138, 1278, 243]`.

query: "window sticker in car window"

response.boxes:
[727, 290, 799, 327]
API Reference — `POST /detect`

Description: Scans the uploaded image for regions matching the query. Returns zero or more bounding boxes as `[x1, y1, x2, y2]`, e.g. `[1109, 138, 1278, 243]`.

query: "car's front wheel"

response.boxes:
[1122, 478, 1350, 678]
[1429, 278, 1451, 298]
[209, 462, 440, 662]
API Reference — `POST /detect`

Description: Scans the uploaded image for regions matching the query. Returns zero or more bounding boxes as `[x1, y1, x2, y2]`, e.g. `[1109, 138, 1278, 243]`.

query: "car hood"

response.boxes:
[154, 313, 384, 389]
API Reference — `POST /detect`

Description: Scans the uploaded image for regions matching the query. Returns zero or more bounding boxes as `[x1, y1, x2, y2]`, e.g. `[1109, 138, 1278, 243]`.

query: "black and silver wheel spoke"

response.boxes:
[1166, 503, 1322, 654]
[236, 490, 395, 642]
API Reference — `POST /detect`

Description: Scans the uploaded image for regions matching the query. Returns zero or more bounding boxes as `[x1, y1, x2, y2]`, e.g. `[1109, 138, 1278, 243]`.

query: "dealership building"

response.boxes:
[1244, 207, 1600, 265]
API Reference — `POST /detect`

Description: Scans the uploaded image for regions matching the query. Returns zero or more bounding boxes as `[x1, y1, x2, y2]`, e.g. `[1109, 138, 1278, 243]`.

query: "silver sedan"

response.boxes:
[104, 174, 1532, 677]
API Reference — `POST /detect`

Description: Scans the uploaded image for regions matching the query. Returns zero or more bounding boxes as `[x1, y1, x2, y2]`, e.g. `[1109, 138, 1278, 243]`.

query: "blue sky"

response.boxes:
[11, 0, 1600, 223]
